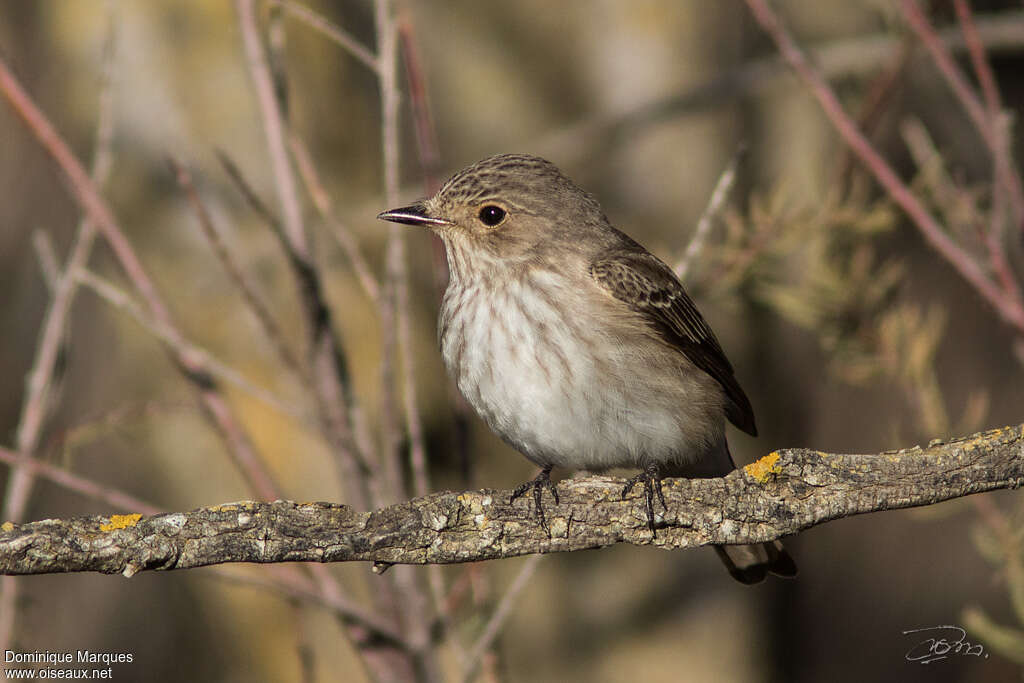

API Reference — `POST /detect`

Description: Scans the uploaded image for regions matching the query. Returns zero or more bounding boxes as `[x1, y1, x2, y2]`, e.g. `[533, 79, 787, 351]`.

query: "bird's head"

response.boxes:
[377, 154, 609, 264]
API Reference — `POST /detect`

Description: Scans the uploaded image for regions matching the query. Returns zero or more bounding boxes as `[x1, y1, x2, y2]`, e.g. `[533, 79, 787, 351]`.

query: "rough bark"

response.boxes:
[1, 425, 1021, 577]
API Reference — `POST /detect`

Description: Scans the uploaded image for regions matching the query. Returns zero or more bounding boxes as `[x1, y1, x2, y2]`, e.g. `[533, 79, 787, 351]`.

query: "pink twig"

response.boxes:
[373, 5, 442, 680]
[743, 0, 1024, 334]
[270, 0, 378, 73]
[171, 158, 306, 380]
[0, 446, 159, 515]
[398, 13, 441, 194]
[460, 555, 544, 683]
[0, 49, 282, 504]
[375, 0, 409, 504]
[395, 12, 464, 650]
[397, 9, 467, 497]
[216, 151, 376, 503]
[0, 15, 118, 652]
[288, 134, 382, 306]
[235, 0, 309, 256]
[209, 565, 409, 647]
[901, 0, 1024, 232]
[674, 151, 741, 282]
[901, 0, 994, 146]
[954, 0, 1002, 115]
[954, 0, 1024, 242]
[231, 3, 380, 513]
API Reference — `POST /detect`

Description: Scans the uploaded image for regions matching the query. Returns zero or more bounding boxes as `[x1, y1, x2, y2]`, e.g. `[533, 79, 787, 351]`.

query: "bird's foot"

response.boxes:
[511, 465, 559, 528]
[622, 463, 667, 535]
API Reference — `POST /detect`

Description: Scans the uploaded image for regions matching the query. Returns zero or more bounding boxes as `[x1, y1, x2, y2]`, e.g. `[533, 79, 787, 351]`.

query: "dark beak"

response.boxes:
[377, 202, 452, 228]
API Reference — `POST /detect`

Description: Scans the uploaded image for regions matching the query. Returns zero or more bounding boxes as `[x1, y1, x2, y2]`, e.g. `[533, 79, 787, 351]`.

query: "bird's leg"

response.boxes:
[510, 465, 559, 528]
[622, 463, 667, 534]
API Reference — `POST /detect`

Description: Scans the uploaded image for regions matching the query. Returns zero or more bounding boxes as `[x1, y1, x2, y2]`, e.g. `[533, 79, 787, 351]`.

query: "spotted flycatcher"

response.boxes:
[379, 153, 795, 583]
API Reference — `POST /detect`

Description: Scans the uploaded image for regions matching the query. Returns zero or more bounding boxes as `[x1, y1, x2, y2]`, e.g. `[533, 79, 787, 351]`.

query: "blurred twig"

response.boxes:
[216, 151, 376, 496]
[375, 0, 408, 506]
[461, 554, 543, 683]
[269, 0, 378, 73]
[397, 7, 475, 495]
[170, 157, 306, 382]
[393, 8, 470, 659]
[31, 231, 63, 292]
[0, 9, 119, 654]
[75, 270, 308, 425]
[954, 0, 1002, 119]
[539, 9, 1024, 165]
[900, 0, 1024, 232]
[398, 12, 441, 193]
[743, 0, 1024, 334]
[674, 151, 741, 282]
[0, 446, 159, 516]
[288, 134, 382, 306]
[207, 565, 410, 650]
[1, 11, 117, 524]
[0, 45, 282, 506]
[233, 0, 377, 514]
[833, 38, 911, 192]
[236, 0, 307, 255]
[374, 3, 440, 679]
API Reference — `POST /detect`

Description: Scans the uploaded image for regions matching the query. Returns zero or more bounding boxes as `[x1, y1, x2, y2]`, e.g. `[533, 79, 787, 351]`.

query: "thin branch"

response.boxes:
[76, 270, 309, 426]
[900, 0, 1024, 233]
[0, 34, 283, 506]
[232, 7, 425, 678]
[742, 0, 1024, 334]
[674, 150, 742, 282]
[0, 11, 119, 655]
[953, 0, 1002, 116]
[537, 9, 1024, 165]
[374, 5, 441, 680]
[235, 0, 308, 256]
[32, 231, 62, 292]
[0, 446, 159, 516]
[375, 0, 408, 506]
[833, 38, 912, 192]
[900, 0, 995, 148]
[396, 11, 461, 651]
[206, 565, 409, 649]
[170, 158, 306, 382]
[397, 16, 474, 507]
[288, 133, 382, 306]
[217, 151, 376, 506]
[398, 12, 441, 193]
[269, 0, 379, 73]
[461, 554, 543, 683]
[2, 425, 1020, 576]
[950, 0, 1024, 245]
[2, 14, 118, 524]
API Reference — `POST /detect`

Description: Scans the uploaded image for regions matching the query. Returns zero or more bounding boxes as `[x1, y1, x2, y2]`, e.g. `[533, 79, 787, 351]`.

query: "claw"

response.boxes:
[622, 463, 666, 535]
[511, 465, 559, 528]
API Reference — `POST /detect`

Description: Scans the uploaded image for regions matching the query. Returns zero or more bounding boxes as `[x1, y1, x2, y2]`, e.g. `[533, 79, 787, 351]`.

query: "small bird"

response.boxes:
[379, 153, 795, 584]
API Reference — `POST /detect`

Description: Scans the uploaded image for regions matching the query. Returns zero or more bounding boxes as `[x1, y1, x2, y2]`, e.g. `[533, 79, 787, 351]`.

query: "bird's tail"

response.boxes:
[713, 541, 797, 584]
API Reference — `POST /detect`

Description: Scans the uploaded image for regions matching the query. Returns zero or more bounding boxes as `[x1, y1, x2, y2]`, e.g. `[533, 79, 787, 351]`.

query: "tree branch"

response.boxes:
[2, 425, 1021, 577]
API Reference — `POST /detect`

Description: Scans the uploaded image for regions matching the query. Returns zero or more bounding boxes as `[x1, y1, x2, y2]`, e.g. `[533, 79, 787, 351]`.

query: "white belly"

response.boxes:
[440, 270, 726, 472]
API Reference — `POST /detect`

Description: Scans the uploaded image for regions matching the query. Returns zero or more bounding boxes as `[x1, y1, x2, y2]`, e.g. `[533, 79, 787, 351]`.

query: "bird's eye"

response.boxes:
[477, 205, 506, 227]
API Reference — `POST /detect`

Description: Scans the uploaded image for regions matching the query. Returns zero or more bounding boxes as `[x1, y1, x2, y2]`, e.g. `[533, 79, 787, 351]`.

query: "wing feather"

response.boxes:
[590, 249, 757, 436]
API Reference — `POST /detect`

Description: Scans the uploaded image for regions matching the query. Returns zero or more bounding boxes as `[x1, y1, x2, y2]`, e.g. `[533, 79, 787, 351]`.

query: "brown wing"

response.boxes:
[590, 249, 757, 436]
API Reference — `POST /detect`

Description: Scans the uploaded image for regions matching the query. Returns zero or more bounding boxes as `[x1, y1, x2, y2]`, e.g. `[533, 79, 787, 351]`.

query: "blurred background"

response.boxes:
[1, 1, 1023, 681]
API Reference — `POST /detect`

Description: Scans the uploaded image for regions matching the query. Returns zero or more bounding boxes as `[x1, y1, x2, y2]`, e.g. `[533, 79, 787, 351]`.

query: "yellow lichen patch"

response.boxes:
[1, 521, 14, 532]
[100, 513, 142, 532]
[744, 452, 782, 482]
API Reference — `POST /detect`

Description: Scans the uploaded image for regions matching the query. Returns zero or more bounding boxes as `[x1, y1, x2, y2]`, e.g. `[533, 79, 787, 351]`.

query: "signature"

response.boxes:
[903, 625, 988, 664]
